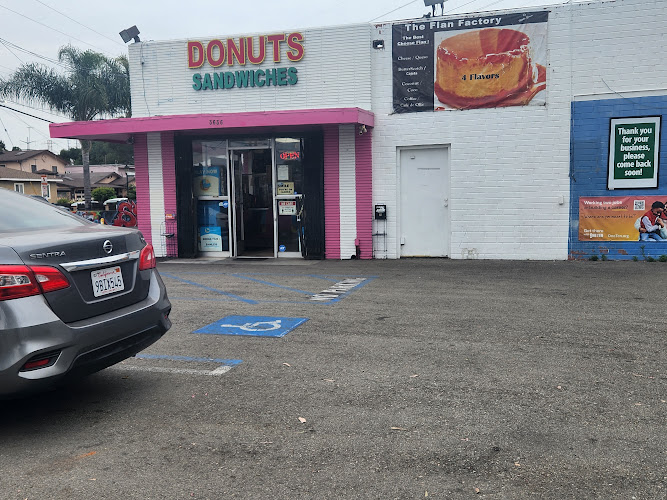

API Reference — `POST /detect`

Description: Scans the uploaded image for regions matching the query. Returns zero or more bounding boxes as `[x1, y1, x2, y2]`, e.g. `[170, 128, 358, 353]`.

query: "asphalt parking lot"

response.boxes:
[1, 258, 665, 499]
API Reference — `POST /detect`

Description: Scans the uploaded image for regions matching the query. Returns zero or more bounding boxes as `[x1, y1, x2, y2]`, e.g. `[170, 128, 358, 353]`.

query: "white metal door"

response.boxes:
[399, 147, 449, 257]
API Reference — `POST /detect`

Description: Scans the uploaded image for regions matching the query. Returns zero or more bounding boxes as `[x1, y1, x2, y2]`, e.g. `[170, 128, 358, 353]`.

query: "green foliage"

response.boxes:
[0, 140, 6, 152]
[601, 254, 608, 261]
[0, 45, 130, 209]
[0, 45, 130, 122]
[589, 255, 599, 261]
[91, 187, 116, 204]
[659, 255, 667, 262]
[632, 256, 639, 261]
[55, 198, 71, 207]
[59, 142, 133, 166]
[646, 256, 656, 262]
[127, 184, 136, 200]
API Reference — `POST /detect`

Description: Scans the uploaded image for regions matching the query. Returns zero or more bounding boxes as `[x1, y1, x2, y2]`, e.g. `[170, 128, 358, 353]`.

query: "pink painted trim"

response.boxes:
[134, 134, 152, 246]
[323, 125, 340, 260]
[50, 108, 375, 141]
[355, 129, 373, 260]
[161, 132, 178, 257]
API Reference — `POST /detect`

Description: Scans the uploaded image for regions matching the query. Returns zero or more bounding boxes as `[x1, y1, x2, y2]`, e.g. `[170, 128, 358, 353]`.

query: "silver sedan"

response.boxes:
[0, 191, 171, 397]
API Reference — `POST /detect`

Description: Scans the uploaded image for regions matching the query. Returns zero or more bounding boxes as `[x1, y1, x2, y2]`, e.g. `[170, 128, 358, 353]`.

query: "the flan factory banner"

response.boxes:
[579, 196, 667, 241]
[392, 11, 548, 113]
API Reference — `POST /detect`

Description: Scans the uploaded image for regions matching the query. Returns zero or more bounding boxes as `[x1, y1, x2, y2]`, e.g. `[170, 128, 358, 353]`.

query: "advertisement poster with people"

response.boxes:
[392, 11, 548, 113]
[579, 196, 667, 241]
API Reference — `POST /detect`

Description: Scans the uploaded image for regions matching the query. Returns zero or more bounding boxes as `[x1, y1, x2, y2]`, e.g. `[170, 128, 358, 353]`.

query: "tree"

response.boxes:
[59, 142, 133, 166]
[0, 45, 130, 209]
[0, 140, 6, 153]
[92, 187, 116, 204]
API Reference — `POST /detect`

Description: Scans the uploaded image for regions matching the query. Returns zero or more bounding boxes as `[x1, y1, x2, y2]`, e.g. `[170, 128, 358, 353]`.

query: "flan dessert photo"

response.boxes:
[434, 27, 546, 109]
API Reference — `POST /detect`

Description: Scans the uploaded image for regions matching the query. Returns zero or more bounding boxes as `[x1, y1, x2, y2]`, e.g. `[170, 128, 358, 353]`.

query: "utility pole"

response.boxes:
[20, 127, 32, 150]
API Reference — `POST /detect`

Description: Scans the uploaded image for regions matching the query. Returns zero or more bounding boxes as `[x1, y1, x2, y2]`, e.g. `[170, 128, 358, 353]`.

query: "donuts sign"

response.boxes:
[188, 33, 304, 92]
[392, 11, 548, 112]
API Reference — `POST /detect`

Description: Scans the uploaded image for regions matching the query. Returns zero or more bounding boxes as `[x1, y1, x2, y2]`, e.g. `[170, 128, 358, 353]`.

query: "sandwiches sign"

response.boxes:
[188, 33, 304, 91]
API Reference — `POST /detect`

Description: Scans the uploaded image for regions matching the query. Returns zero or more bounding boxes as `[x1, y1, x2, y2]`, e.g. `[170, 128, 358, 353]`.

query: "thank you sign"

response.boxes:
[608, 116, 661, 189]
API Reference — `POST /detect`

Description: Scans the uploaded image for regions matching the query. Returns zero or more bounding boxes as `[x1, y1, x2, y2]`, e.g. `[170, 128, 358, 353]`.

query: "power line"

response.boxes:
[443, 0, 490, 15]
[5, 100, 68, 119]
[0, 4, 113, 56]
[33, 0, 126, 48]
[465, 0, 512, 13]
[370, 0, 422, 22]
[0, 104, 54, 123]
[0, 113, 15, 148]
[0, 37, 70, 70]
[0, 39, 25, 65]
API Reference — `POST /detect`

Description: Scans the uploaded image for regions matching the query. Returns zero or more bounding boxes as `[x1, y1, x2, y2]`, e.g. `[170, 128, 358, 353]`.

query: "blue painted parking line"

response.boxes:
[162, 271, 377, 305]
[230, 274, 312, 295]
[161, 273, 258, 304]
[193, 315, 309, 337]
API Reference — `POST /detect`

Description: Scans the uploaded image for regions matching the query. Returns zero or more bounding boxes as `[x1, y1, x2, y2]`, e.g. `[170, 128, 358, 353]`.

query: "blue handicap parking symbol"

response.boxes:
[193, 315, 309, 337]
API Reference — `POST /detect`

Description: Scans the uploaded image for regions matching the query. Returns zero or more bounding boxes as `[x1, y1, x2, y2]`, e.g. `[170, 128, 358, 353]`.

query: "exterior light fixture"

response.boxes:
[119, 26, 141, 44]
[423, 0, 446, 15]
[372, 40, 385, 49]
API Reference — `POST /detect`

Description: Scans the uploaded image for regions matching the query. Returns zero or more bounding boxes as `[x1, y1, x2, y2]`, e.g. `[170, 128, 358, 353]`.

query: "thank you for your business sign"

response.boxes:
[188, 33, 304, 91]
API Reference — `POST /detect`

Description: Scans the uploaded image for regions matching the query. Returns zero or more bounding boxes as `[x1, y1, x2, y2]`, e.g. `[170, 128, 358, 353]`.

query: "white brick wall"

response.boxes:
[146, 133, 166, 256]
[339, 124, 357, 259]
[129, 25, 372, 117]
[371, 0, 664, 260]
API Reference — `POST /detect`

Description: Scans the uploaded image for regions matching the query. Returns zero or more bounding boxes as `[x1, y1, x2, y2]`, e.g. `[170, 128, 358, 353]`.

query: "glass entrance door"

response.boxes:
[193, 140, 230, 257]
[230, 148, 275, 258]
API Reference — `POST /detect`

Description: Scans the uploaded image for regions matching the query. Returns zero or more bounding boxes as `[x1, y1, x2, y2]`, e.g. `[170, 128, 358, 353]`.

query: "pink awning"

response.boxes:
[49, 108, 375, 142]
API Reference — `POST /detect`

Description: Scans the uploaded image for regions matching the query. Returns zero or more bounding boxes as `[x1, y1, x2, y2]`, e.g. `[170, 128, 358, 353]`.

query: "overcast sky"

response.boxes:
[0, 0, 572, 156]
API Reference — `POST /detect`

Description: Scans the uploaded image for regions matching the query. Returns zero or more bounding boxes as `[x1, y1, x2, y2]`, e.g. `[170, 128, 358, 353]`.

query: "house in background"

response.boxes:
[0, 166, 62, 202]
[58, 171, 135, 201]
[0, 150, 68, 175]
[65, 164, 134, 177]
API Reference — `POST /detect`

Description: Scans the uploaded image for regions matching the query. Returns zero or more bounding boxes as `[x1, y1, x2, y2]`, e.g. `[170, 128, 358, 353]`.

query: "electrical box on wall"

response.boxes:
[375, 204, 387, 220]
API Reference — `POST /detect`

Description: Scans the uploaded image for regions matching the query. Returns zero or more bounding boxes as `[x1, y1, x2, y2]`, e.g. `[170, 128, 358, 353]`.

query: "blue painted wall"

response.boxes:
[569, 96, 667, 260]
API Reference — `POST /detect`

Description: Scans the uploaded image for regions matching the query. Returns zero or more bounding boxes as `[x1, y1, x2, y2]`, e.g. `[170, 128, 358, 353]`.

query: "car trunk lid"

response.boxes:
[5, 225, 152, 323]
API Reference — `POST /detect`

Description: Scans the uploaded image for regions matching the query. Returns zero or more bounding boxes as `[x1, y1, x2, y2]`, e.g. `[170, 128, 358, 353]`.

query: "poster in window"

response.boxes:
[193, 166, 221, 196]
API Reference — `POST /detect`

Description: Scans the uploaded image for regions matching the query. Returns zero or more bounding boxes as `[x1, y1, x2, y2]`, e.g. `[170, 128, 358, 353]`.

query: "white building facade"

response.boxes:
[50, 0, 667, 260]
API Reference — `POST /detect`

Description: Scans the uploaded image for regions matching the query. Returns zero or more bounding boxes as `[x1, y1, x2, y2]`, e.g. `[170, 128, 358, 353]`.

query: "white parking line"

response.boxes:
[112, 365, 232, 376]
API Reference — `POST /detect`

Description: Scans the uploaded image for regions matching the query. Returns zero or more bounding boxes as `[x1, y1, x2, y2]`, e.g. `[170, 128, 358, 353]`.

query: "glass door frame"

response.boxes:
[228, 141, 278, 258]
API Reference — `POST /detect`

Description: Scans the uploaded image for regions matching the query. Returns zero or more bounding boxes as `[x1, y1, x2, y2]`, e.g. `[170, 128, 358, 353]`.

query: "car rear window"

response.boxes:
[0, 193, 87, 232]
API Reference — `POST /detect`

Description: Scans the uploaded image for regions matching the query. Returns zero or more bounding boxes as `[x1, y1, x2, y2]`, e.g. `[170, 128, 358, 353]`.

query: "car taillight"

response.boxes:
[0, 265, 70, 301]
[139, 244, 156, 271]
[30, 266, 71, 293]
[0, 266, 40, 301]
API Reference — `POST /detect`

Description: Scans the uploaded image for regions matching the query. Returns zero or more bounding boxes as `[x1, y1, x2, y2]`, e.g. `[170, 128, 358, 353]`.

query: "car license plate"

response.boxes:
[91, 266, 125, 297]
